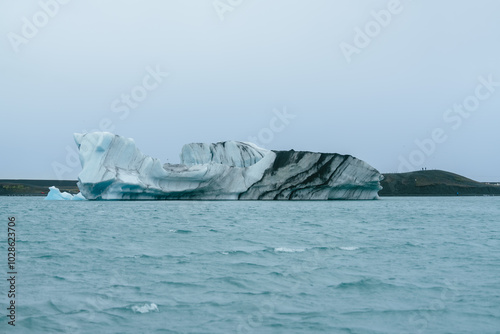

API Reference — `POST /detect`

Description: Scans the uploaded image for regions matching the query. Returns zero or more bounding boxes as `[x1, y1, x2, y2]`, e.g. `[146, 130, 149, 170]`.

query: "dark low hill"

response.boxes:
[380, 170, 500, 196]
[0, 180, 79, 196]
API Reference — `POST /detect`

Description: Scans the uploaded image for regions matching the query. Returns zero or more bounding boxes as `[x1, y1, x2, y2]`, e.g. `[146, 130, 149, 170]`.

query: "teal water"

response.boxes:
[1, 197, 499, 333]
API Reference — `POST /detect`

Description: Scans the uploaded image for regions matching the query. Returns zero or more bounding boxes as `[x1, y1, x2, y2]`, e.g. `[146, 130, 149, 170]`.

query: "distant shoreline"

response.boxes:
[0, 179, 79, 197]
[379, 170, 500, 197]
[1, 170, 499, 197]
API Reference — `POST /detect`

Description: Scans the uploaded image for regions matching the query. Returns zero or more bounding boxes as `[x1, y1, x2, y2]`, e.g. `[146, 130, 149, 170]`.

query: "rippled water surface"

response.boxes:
[1, 197, 499, 333]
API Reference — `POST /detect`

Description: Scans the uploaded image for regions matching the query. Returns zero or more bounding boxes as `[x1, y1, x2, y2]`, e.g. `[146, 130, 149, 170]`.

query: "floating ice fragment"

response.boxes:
[44, 186, 86, 200]
[131, 303, 159, 314]
[339, 246, 359, 251]
[274, 247, 306, 253]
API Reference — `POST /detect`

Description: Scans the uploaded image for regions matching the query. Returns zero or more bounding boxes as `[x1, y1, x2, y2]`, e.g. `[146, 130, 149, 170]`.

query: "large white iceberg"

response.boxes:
[73, 132, 383, 200]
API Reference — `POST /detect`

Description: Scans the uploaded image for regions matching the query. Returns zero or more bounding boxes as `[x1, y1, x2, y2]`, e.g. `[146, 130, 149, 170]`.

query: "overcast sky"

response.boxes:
[1, 0, 499, 181]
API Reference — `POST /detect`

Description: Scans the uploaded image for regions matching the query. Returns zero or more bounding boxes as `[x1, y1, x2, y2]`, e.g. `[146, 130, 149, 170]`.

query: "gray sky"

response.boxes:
[1, 0, 499, 181]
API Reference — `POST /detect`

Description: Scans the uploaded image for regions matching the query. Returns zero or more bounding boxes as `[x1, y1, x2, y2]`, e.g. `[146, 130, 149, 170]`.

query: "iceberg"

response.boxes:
[131, 303, 159, 314]
[73, 132, 383, 200]
[45, 186, 86, 200]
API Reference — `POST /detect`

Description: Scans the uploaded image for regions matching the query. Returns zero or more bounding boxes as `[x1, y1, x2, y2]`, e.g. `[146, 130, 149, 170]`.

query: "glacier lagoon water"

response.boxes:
[1, 197, 499, 333]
